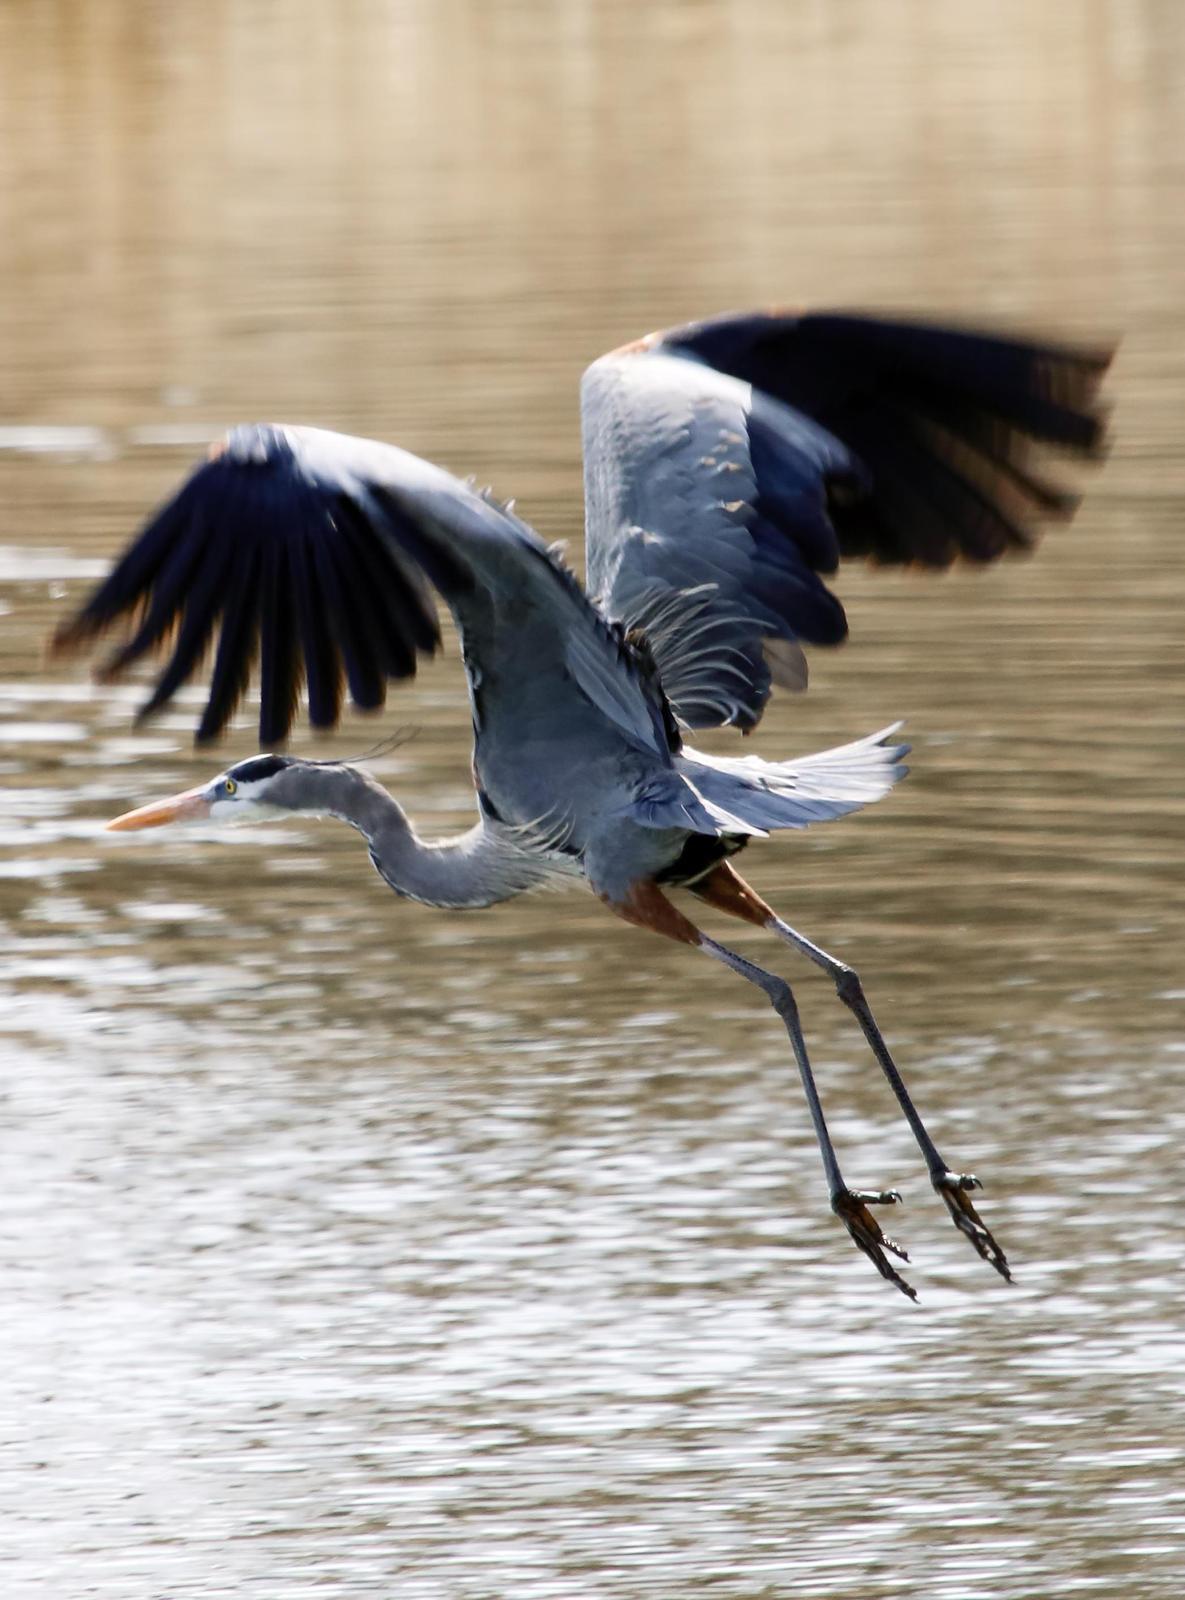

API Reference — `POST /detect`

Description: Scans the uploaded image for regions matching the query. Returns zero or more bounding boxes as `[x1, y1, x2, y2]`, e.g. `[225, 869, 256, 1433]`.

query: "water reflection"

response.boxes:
[3, 2, 1184, 1597]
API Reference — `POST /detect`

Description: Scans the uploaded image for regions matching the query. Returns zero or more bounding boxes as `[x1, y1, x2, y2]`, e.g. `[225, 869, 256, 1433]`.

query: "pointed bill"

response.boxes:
[107, 786, 212, 831]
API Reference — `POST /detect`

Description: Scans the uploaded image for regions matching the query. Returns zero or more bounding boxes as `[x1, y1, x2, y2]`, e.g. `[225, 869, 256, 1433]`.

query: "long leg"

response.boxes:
[608, 878, 918, 1300]
[691, 863, 1010, 1281]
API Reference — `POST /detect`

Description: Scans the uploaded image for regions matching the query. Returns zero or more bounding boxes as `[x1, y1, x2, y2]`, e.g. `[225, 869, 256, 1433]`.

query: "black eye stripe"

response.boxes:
[228, 754, 290, 784]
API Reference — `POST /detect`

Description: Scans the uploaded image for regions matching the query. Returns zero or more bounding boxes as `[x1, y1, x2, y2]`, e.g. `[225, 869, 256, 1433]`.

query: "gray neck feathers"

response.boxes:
[270, 761, 542, 910]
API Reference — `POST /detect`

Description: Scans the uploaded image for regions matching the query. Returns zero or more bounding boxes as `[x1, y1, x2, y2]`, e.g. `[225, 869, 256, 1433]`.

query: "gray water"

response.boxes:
[2, 3, 1184, 1596]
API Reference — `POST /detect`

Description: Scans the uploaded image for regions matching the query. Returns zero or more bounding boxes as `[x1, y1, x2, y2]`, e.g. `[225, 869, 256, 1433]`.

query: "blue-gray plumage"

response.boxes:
[54, 309, 1112, 1299]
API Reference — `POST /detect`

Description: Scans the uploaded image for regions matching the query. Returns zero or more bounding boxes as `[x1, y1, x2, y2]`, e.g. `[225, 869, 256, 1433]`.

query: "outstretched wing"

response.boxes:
[53, 423, 667, 753]
[582, 310, 1113, 733]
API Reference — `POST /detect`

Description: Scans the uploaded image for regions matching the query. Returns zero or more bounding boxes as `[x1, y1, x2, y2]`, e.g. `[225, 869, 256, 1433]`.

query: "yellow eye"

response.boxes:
[225, 778, 237, 795]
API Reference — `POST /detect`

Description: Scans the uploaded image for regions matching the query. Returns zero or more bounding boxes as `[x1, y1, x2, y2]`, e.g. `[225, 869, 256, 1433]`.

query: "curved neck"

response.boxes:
[275, 762, 537, 910]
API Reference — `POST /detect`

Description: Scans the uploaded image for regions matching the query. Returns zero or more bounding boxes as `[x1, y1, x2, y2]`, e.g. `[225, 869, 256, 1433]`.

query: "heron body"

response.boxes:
[55, 309, 1111, 1299]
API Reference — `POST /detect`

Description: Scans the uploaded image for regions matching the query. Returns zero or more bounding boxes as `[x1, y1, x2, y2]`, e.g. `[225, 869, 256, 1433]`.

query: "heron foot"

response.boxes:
[932, 1170, 1012, 1282]
[831, 1188, 918, 1302]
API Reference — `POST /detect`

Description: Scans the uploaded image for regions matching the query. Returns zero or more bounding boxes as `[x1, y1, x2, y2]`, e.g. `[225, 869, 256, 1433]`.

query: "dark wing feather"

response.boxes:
[258, 533, 302, 747]
[287, 511, 343, 730]
[331, 496, 422, 677]
[197, 544, 261, 743]
[132, 506, 240, 721]
[76, 475, 211, 652]
[312, 529, 388, 715]
[91, 501, 210, 681]
[53, 426, 446, 745]
[659, 310, 1112, 566]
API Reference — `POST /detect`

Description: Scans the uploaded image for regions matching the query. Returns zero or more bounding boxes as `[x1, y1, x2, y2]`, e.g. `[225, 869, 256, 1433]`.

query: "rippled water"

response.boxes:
[2, 4, 1184, 1597]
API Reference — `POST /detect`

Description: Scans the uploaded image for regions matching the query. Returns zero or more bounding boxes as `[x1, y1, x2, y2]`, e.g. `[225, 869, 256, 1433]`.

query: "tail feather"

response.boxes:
[675, 722, 909, 833]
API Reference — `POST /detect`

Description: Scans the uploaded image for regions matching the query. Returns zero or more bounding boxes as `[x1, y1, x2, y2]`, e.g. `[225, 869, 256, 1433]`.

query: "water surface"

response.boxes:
[2, 3, 1183, 1597]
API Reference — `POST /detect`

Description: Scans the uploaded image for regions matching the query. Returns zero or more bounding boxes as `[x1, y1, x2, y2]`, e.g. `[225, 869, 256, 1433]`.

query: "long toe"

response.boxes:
[933, 1171, 1012, 1282]
[832, 1188, 918, 1302]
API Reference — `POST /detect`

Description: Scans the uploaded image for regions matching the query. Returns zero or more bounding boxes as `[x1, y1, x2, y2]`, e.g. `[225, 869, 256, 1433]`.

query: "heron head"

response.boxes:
[106, 753, 299, 831]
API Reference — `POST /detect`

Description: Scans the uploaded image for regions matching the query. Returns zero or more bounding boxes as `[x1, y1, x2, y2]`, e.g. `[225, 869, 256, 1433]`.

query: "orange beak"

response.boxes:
[106, 785, 213, 831]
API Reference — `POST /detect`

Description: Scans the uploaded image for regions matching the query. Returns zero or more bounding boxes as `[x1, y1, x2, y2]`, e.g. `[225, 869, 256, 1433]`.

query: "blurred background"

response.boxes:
[2, 3, 1183, 1597]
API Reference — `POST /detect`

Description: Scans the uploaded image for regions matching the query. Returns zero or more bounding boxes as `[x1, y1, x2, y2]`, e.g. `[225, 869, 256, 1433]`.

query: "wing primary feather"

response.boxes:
[289, 509, 345, 729]
[354, 488, 443, 650]
[311, 535, 387, 713]
[858, 408, 1037, 564]
[134, 513, 239, 723]
[689, 312, 1113, 454]
[196, 544, 261, 744]
[92, 500, 211, 679]
[331, 494, 432, 677]
[50, 473, 207, 653]
[913, 408, 1083, 518]
[335, 532, 416, 679]
[257, 534, 302, 745]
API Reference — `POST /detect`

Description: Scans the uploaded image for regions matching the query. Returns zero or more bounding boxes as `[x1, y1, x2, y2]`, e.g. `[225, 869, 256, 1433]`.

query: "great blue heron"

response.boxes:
[53, 310, 1111, 1299]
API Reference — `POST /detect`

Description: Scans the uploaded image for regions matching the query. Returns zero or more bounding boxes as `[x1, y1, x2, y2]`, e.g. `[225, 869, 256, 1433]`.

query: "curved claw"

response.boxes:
[832, 1188, 918, 1302]
[940, 1170, 982, 1192]
[933, 1171, 1011, 1281]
